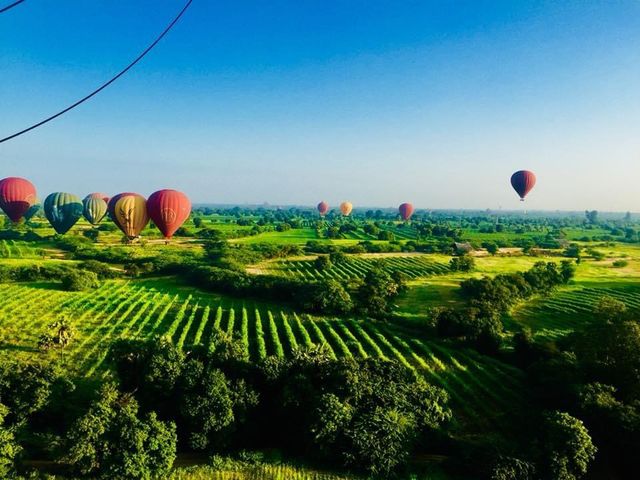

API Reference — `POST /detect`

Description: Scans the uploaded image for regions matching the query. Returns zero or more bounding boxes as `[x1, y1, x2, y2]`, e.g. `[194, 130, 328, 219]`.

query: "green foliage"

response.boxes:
[449, 255, 475, 272]
[64, 382, 177, 479]
[355, 267, 405, 318]
[61, 269, 100, 292]
[314, 255, 332, 271]
[541, 411, 596, 480]
[307, 280, 353, 315]
[0, 403, 20, 478]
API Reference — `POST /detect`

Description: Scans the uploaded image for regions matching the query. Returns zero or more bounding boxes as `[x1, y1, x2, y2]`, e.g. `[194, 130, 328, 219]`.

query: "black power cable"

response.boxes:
[0, 0, 193, 144]
[0, 0, 26, 15]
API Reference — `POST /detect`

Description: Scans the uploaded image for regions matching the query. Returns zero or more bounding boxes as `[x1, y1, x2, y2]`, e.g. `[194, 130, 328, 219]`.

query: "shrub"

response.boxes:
[61, 270, 99, 291]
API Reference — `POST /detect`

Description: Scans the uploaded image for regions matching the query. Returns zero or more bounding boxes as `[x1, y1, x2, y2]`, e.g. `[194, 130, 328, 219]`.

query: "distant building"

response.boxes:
[453, 242, 474, 255]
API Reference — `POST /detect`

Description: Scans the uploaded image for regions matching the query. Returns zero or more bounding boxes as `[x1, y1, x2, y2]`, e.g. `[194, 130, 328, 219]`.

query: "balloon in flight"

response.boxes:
[147, 189, 191, 239]
[83, 196, 108, 225]
[339, 201, 353, 216]
[0, 177, 37, 222]
[398, 203, 414, 221]
[317, 201, 329, 216]
[112, 194, 149, 239]
[510, 170, 536, 201]
[44, 192, 83, 234]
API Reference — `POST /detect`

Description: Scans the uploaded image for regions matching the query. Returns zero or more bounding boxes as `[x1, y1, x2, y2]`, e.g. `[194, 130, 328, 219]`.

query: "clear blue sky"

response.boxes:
[1, 0, 640, 210]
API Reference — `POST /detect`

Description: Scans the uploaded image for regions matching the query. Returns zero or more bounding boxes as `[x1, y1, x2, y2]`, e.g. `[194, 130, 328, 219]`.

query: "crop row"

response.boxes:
[277, 255, 449, 281]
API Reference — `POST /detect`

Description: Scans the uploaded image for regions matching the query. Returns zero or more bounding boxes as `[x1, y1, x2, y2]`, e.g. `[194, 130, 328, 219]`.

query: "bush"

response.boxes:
[450, 255, 475, 272]
[61, 270, 99, 291]
[612, 259, 629, 268]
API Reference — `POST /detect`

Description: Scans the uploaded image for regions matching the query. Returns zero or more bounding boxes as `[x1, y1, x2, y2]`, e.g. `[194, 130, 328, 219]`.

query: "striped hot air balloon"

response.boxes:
[83, 196, 108, 225]
[44, 192, 83, 234]
[510, 170, 536, 201]
[147, 189, 191, 239]
[108, 192, 144, 229]
[339, 201, 353, 216]
[317, 201, 329, 216]
[112, 194, 149, 239]
[85, 192, 110, 204]
[0, 177, 37, 222]
[399, 203, 414, 221]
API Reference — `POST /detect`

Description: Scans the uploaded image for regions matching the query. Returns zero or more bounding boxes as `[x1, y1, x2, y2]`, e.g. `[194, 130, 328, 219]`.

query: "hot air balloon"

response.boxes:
[147, 189, 191, 239]
[83, 196, 108, 225]
[317, 201, 329, 216]
[339, 201, 353, 216]
[510, 170, 536, 201]
[112, 194, 149, 239]
[0, 177, 37, 222]
[85, 192, 110, 204]
[108, 192, 144, 229]
[399, 203, 414, 221]
[24, 198, 41, 221]
[44, 192, 83, 234]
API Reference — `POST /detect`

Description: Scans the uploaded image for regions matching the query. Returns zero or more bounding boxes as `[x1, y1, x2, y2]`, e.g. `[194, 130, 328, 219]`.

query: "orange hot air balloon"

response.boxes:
[113, 194, 149, 239]
[399, 203, 414, 221]
[339, 201, 353, 216]
[147, 189, 191, 239]
[317, 201, 329, 216]
[108, 192, 143, 228]
[510, 170, 536, 201]
[0, 177, 37, 222]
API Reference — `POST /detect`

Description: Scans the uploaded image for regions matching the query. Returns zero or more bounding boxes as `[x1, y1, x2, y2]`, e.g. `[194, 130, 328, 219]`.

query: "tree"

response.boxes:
[450, 255, 475, 272]
[482, 241, 499, 255]
[38, 317, 75, 362]
[61, 270, 99, 291]
[193, 217, 203, 228]
[355, 267, 404, 318]
[314, 255, 332, 271]
[560, 260, 577, 283]
[307, 280, 353, 314]
[585, 210, 598, 224]
[65, 382, 177, 479]
[329, 251, 348, 265]
[0, 404, 20, 479]
[82, 228, 100, 242]
[563, 243, 581, 259]
[541, 411, 596, 480]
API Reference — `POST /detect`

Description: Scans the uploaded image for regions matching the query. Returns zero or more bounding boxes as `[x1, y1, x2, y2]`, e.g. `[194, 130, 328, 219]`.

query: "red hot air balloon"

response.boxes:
[317, 201, 329, 216]
[0, 177, 37, 222]
[147, 189, 192, 239]
[510, 170, 536, 201]
[399, 203, 414, 221]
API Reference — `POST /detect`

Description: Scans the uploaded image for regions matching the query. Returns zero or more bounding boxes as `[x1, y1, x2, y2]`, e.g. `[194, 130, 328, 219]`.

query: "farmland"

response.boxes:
[1, 209, 639, 479]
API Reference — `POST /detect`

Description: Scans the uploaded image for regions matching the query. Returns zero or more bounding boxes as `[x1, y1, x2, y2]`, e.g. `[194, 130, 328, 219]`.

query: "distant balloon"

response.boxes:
[399, 203, 414, 221]
[339, 201, 353, 216]
[113, 194, 149, 239]
[85, 192, 110, 204]
[44, 192, 83, 234]
[0, 177, 37, 222]
[147, 189, 191, 239]
[24, 198, 41, 221]
[317, 201, 329, 216]
[83, 196, 108, 225]
[510, 170, 536, 201]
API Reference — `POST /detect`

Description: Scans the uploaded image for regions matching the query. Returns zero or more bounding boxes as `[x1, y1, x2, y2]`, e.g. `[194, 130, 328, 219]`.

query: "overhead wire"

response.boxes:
[0, 0, 193, 144]
[0, 0, 26, 15]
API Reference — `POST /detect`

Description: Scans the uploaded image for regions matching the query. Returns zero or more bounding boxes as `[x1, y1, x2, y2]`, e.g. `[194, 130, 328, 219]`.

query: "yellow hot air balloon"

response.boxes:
[113, 195, 149, 239]
[339, 201, 353, 216]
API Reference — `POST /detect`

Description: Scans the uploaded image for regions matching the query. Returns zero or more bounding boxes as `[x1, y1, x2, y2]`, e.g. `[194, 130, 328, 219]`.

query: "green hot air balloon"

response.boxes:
[24, 199, 41, 221]
[83, 196, 107, 225]
[44, 192, 83, 234]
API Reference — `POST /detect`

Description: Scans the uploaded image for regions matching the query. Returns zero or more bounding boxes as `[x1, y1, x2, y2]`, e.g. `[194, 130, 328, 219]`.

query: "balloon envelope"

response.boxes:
[44, 192, 83, 234]
[147, 189, 191, 239]
[510, 170, 536, 200]
[113, 194, 149, 239]
[108, 192, 144, 229]
[399, 203, 414, 221]
[85, 192, 110, 204]
[83, 197, 108, 225]
[339, 201, 353, 216]
[317, 201, 329, 216]
[0, 177, 37, 222]
[24, 199, 41, 221]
